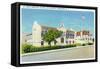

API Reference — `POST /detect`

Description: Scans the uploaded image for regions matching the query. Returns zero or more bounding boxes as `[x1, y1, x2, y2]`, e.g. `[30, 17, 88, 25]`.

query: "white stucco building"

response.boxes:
[75, 30, 93, 44]
[22, 21, 94, 47]
[22, 33, 33, 44]
[32, 21, 76, 46]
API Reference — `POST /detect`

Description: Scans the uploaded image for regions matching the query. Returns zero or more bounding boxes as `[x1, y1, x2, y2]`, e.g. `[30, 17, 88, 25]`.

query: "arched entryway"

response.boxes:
[61, 38, 64, 43]
[41, 41, 44, 46]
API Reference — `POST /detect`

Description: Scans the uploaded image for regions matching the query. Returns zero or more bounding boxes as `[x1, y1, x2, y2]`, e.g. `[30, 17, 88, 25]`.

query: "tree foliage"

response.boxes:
[43, 29, 63, 46]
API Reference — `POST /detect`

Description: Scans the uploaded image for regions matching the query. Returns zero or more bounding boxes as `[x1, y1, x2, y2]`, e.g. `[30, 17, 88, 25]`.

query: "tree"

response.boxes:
[43, 29, 63, 46]
[54, 40, 57, 45]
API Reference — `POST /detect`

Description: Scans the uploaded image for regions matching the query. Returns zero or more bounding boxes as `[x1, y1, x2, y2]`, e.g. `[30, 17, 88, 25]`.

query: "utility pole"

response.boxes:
[81, 15, 85, 44]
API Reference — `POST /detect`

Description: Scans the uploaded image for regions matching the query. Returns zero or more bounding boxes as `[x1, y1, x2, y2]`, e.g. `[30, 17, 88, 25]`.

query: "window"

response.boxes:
[61, 38, 64, 43]
[66, 41, 68, 44]
[69, 41, 71, 44]
[73, 41, 74, 44]
[41, 41, 44, 45]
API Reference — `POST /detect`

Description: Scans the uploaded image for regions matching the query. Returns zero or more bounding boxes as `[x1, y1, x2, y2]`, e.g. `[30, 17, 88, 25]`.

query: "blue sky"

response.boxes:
[20, 7, 95, 35]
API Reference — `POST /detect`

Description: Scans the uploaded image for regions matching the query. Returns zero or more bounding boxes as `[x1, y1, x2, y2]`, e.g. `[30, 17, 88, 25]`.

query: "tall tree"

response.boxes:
[43, 29, 63, 46]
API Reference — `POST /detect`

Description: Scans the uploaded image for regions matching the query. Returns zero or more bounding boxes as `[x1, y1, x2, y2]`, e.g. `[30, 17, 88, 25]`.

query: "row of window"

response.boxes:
[41, 38, 74, 45]
[80, 38, 93, 40]
[41, 31, 75, 39]
[66, 34, 74, 36]
[61, 38, 74, 43]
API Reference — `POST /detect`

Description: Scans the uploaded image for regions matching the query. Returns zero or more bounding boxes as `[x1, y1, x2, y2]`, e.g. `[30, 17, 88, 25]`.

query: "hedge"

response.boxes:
[22, 44, 76, 54]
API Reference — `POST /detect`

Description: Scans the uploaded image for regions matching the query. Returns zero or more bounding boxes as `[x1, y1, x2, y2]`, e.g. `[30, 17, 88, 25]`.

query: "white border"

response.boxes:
[20, 5, 95, 12]
[20, 5, 96, 64]
[20, 58, 95, 64]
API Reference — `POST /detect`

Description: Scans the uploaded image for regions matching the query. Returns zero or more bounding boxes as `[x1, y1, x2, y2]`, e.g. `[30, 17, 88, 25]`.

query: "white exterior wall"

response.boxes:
[26, 39, 33, 44]
[56, 37, 67, 46]
[32, 21, 42, 46]
[25, 21, 94, 47]
[57, 27, 67, 45]
[75, 34, 93, 44]
[32, 22, 84, 47]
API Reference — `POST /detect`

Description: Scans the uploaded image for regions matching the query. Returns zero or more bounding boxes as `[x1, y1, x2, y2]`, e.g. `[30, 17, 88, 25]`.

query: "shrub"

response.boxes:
[82, 44, 86, 46]
[75, 43, 81, 46]
[88, 43, 93, 45]
[22, 44, 77, 54]
[65, 44, 76, 48]
[22, 44, 33, 53]
[30, 46, 62, 52]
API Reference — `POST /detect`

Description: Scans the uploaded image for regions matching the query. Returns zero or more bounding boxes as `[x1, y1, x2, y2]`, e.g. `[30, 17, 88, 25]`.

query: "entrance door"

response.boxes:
[41, 41, 44, 46]
[61, 38, 64, 43]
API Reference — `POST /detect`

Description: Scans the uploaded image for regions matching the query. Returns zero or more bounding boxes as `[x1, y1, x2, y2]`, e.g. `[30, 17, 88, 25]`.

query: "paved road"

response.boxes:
[20, 45, 95, 64]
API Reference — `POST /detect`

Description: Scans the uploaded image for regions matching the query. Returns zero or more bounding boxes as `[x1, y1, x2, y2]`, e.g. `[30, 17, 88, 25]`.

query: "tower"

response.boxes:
[32, 21, 42, 46]
[59, 22, 64, 28]
[57, 22, 66, 45]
